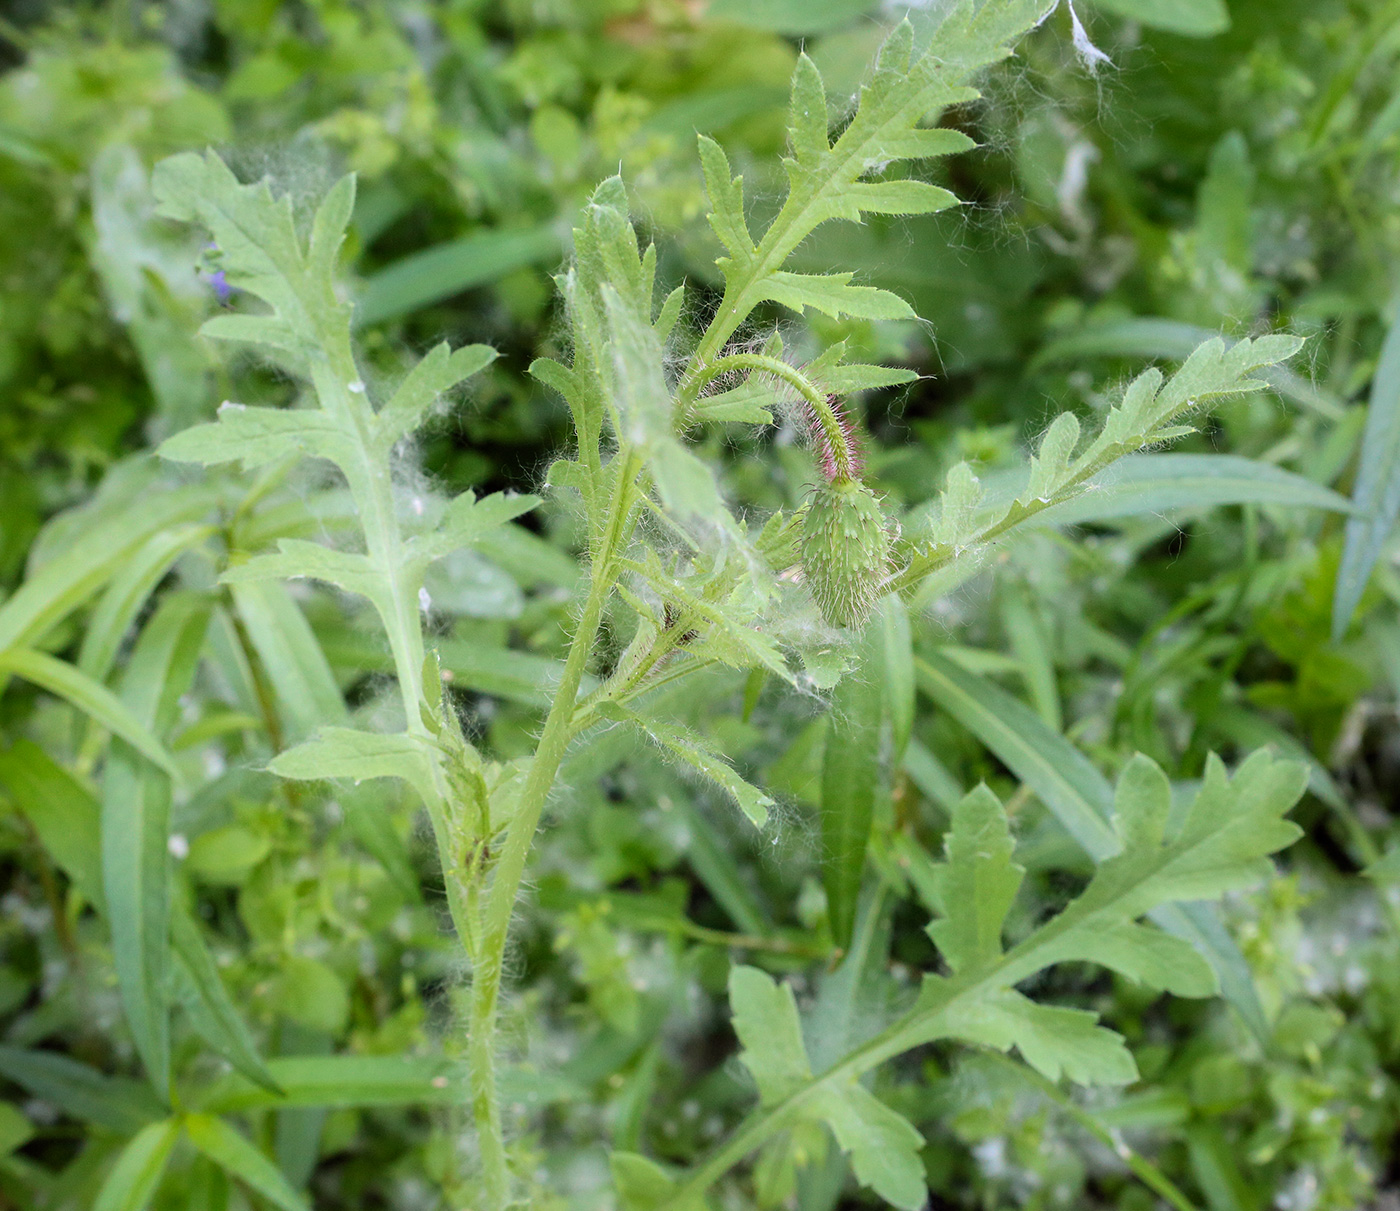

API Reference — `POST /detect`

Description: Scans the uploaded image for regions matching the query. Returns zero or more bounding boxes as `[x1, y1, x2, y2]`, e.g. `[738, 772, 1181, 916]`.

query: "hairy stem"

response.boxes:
[692, 353, 859, 481]
[468, 447, 642, 1205]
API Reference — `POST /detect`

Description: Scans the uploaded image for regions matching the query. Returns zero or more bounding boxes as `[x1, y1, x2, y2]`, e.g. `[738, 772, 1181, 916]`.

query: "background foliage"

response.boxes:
[1, 0, 1399, 1208]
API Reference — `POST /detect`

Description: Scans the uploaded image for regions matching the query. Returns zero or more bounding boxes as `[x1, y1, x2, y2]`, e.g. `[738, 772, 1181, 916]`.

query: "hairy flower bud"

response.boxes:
[800, 479, 891, 628]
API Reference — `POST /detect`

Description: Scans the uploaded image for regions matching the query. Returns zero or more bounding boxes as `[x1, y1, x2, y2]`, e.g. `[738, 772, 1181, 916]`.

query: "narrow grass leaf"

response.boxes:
[102, 594, 211, 1095]
[229, 581, 347, 741]
[171, 909, 280, 1095]
[0, 740, 104, 907]
[356, 225, 561, 327]
[822, 619, 885, 950]
[185, 1114, 310, 1211]
[0, 650, 179, 780]
[0, 1047, 163, 1135]
[1335, 296, 1400, 639]
[92, 1119, 179, 1211]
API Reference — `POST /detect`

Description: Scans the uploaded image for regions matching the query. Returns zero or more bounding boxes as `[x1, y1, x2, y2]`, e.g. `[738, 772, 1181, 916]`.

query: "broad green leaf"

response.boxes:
[184, 1114, 310, 1211]
[92, 1119, 179, 1211]
[355, 225, 561, 328]
[171, 909, 280, 1095]
[228, 580, 347, 741]
[729, 966, 812, 1106]
[943, 988, 1138, 1085]
[612, 1152, 691, 1211]
[807, 1083, 926, 1210]
[0, 650, 179, 780]
[822, 617, 883, 949]
[916, 651, 1273, 1039]
[1335, 295, 1400, 639]
[927, 786, 1024, 973]
[103, 592, 211, 1094]
[0, 740, 104, 907]
[0, 1047, 163, 1135]
[268, 728, 436, 802]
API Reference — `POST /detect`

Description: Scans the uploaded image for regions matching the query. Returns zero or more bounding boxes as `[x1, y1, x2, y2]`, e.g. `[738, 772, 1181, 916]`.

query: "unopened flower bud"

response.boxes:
[800, 479, 890, 628]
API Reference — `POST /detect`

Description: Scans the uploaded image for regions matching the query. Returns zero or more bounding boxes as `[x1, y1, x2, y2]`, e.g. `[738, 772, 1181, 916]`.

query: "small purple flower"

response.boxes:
[207, 267, 233, 305]
[202, 242, 234, 305]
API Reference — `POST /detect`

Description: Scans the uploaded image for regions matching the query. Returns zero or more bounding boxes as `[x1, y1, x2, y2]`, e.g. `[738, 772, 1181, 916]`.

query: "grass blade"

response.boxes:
[171, 909, 281, 1095]
[229, 581, 347, 741]
[0, 740, 104, 907]
[1334, 298, 1400, 639]
[102, 593, 212, 1095]
[93, 1119, 179, 1211]
[822, 617, 885, 951]
[355, 224, 562, 327]
[185, 1114, 311, 1211]
[0, 484, 218, 655]
[0, 1047, 163, 1135]
[0, 650, 179, 780]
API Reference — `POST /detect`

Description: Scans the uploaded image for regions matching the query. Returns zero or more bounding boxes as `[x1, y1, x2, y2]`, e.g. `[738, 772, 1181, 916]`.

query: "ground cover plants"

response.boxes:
[1, 1, 1400, 1209]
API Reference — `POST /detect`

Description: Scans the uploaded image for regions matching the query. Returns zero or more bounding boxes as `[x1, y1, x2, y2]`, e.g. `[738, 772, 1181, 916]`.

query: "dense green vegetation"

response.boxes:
[1, 1, 1399, 1209]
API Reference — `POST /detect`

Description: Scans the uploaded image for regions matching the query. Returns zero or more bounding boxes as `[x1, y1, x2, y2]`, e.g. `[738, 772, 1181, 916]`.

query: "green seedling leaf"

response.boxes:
[730, 966, 812, 1105]
[916, 651, 1273, 1039]
[0, 1047, 163, 1135]
[268, 727, 437, 802]
[92, 1119, 180, 1211]
[185, 1114, 310, 1211]
[927, 786, 1024, 973]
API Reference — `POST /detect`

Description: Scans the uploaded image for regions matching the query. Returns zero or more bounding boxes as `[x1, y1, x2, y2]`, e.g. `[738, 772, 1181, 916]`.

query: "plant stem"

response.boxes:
[467, 448, 642, 1205]
[983, 1052, 1201, 1211]
[690, 353, 859, 481]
